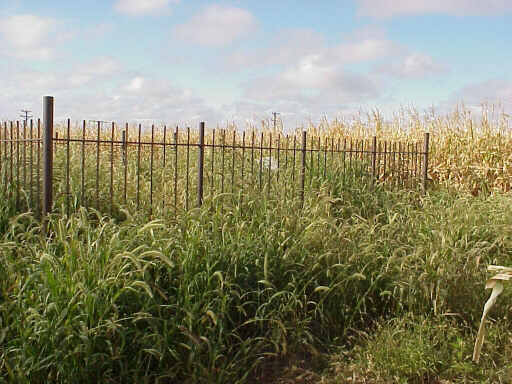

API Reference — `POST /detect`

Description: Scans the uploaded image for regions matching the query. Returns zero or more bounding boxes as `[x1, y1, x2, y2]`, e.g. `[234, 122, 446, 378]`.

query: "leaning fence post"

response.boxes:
[42, 96, 54, 222]
[371, 136, 377, 184]
[197, 122, 205, 207]
[422, 132, 430, 194]
[300, 131, 306, 207]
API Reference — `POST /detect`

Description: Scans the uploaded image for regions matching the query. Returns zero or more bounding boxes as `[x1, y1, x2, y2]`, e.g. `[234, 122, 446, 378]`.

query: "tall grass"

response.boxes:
[2, 170, 512, 382]
[1, 165, 393, 383]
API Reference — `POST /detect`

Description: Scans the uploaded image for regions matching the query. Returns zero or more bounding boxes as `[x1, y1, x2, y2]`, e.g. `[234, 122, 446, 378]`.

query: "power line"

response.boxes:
[89, 120, 112, 124]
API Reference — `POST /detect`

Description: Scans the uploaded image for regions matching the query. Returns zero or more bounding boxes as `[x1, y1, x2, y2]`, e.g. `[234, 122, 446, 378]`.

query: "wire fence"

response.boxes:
[0, 120, 42, 216]
[0, 98, 430, 220]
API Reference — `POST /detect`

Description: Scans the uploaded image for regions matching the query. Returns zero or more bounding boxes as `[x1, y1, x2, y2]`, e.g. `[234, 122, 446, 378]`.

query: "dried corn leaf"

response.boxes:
[473, 266, 511, 363]
[488, 266, 512, 274]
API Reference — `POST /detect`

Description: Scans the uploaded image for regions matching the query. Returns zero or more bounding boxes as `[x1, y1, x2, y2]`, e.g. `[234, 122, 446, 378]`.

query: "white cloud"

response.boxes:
[55, 74, 223, 124]
[0, 58, 221, 124]
[281, 55, 334, 89]
[224, 26, 451, 124]
[243, 58, 380, 107]
[448, 79, 512, 113]
[356, 0, 512, 18]
[378, 53, 447, 78]
[114, 0, 179, 15]
[401, 53, 446, 77]
[0, 14, 56, 60]
[0, 59, 59, 119]
[83, 23, 114, 40]
[225, 27, 401, 71]
[0, 54, 370, 128]
[125, 76, 145, 91]
[226, 29, 326, 69]
[223, 28, 402, 123]
[225, 25, 445, 93]
[68, 57, 120, 86]
[173, 5, 257, 46]
[333, 38, 398, 63]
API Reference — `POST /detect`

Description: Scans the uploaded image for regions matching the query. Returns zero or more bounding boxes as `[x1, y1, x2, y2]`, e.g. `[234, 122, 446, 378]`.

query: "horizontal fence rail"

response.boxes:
[0, 119, 430, 220]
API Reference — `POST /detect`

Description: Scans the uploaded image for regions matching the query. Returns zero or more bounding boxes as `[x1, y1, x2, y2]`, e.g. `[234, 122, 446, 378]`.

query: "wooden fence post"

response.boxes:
[197, 122, 205, 207]
[42, 96, 54, 222]
[422, 132, 430, 194]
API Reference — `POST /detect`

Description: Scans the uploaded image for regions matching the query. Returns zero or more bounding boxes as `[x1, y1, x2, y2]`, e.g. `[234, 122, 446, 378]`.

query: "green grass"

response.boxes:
[1, 159, 512, 383]
[327, 315, 512, 383]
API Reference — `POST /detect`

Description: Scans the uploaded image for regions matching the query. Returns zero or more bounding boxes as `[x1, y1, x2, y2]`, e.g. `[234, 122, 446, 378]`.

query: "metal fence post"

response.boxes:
[42, 96, 54, 220]
[16, 121, 20, 208]
[122, 129, 126, 165]
[422, 132, 430, 194]
[300, 131, 306, 207]
[0, 121, 2, 179]
[371, 136, 377, 184]
[197, 122, 205, 207]
[9, 122, 13, 188]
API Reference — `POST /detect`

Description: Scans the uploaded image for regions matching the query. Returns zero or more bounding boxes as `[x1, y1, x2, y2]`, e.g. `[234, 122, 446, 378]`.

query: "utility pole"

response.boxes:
[272, 112, 280, 131]
[20, 109, 33, 125]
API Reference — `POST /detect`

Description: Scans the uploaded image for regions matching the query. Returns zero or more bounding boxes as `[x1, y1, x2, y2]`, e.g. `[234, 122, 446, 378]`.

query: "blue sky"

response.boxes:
[0, 0, 511, 127]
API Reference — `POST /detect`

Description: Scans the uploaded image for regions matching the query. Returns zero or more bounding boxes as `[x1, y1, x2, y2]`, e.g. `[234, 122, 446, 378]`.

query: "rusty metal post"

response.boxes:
[150, 124, 154, 217]
[66, 119, 70, 216]
[42, 96, 54, 220]
[0, 121, 2, 180]
[197, 122, 205, 207]
[300, 131, 306, 207]
[174, 128, 178, 214]
[371, 136, 377, 184]
[422, 132, 430, 194]
[96, 121, 100, 210]
[23, 120, 27, 189]
[186, 127, 190, 211]
[110, 122, 115, 217]
[123, 124, 128, 205]
[9, 122, 13, 188]
[16, 121, 20, 208]
[81, 120, 86, 209]
[122, 129, 126, 165]
[37, 119, 41, 216]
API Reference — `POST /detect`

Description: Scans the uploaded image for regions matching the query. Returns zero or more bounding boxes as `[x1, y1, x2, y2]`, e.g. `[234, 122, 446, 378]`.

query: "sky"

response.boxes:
[0, 0, 511, 127]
